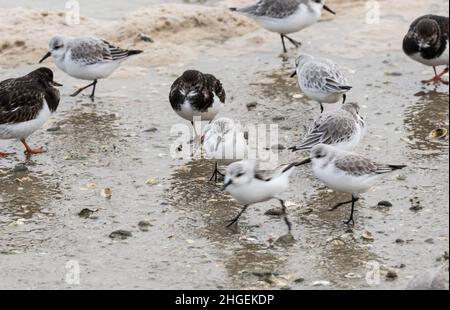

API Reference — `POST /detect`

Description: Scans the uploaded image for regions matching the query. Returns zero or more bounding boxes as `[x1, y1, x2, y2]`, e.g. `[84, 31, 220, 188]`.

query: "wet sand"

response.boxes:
[0, 0, 449, 289]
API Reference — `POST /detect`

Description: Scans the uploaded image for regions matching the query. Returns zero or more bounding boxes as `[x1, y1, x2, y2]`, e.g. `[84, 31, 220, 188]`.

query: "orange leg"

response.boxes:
[422, 66, 449, 85]
[0, 151, 8, 158]
[21, 139, 46, 155]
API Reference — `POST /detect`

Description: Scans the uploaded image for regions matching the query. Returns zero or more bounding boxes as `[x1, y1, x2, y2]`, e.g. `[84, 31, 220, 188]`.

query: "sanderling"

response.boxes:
[39, 35, 143, 101]
[203, 117, 247, 182]
[169, 70, 226, 141]
[403, 15, 449, 85]
[223, 159, 303, 233]
[296, 144, 406, 225]
[291, 54, 351, 113]
[230, 0, 335, 53]
[289, 102, 366, 152]
[0, 68, 62, 157]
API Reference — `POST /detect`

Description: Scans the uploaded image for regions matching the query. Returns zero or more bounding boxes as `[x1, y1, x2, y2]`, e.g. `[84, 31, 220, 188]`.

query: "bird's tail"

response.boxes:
[388, 165, 407, 171]
[127, 50, 143, 56]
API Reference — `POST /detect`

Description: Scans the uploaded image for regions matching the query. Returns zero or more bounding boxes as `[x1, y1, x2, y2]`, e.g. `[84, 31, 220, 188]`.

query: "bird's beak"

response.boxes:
[39, 52, 51, 63]
[290, 71, 297, 78]
[323, 5, 336, 15]
[51, 81, 63, 87]
[295, 158, 312, 166]
[222, 179, 232, 191]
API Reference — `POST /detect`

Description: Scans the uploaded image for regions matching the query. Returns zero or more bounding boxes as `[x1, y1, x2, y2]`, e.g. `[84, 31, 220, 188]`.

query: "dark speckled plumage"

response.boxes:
[169, 70, 225, 113]
[0, 68, 60, 125]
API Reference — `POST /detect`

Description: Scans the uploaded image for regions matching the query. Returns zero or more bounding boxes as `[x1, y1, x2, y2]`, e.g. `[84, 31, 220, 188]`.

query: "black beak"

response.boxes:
[39, 52, 51, 63]
[222, 180, 232, 191]
[294, 158, 312, 166]
[323, 5, 336, 15]
[290, 71, 297, 78]
[51, 81, 63, 87]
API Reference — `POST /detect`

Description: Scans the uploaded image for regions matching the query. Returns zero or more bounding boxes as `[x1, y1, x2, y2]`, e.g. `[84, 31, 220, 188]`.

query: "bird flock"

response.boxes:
[1, 0, 448, 235]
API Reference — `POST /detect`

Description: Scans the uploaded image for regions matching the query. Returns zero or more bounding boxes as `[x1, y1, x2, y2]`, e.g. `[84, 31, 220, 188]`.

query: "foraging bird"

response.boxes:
[169, 70, 226, 141]
[0, 68, 62, 157]
[39, 35, 143, 101]
[296, 144, 406, 225]
[403, 15, 449, 85]
[289, 102, 366, 152]
[230, 0, 336, 53]
[223, 159, 302, 233]
[291, 54, 351, 113]
[203, 117, 247, 182]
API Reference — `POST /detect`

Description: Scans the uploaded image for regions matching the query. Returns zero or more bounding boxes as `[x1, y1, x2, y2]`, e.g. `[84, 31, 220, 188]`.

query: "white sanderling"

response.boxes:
[289, 102, 366, 152]
[291, 54, 351, 113]
[223, 159, 303, 233]
[296, 144, 406, 225]
[0, 68, 62, 157]
[230, 0, 335, 53]
[39, 35, 143, 101]
[403, 15, 449, 85]
[203, 117, 248, 182]
[169, 70, 226, 141]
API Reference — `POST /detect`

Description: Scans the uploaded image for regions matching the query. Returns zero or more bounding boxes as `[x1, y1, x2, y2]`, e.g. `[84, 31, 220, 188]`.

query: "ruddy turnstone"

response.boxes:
[403, 15, 449, 84]
[230, 0, 336, 53]
[0, 68, 62, 157]
[39, 35, 143, 101]
[169, 70, 226, 141]
[289, 102, 366, 152]
[296, 144, 406, 225]
[223, 159, 303, 233]
[291, 54, 351, 113]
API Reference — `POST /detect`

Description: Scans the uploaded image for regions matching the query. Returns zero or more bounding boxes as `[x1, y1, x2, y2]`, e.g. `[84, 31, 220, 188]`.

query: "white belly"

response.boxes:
[409, 42, 449, 67]
[0, 101, 51, 140]
[228, 176, 290, 205]
[175, 97, 223, 122]
[313, 162, 378, 195]
[334, 124, 366, 151]
[56, 51, 121, 80]
[254, 4, 320, 34]
[302, 87, 343, 103]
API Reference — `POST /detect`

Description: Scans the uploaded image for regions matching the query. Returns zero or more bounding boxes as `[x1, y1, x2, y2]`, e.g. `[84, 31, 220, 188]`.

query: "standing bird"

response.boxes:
[223, 160, 302, 233]
[289, 102, 366, 152]
[0, 68, 62, 157]
[296, 144, 406, 225]
[403, 15, 449, 85]
[230, 0, 336, 53]
[291, 54, 351, 113]
[203, 117, 248, 182]
[39, 35, 143, 101]
[169, 70, 226, 142]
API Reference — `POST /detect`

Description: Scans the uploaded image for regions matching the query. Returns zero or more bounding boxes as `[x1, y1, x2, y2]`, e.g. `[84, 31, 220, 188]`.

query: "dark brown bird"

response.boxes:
[0, 67, 62, 157]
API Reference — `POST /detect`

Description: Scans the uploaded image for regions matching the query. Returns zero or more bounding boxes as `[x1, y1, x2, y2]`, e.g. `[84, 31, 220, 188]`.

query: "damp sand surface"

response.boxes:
[0, 0, 449, 289]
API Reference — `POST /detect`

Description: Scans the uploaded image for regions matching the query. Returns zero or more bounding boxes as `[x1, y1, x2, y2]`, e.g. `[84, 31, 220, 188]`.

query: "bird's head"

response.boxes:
[39, 35, 67, 63]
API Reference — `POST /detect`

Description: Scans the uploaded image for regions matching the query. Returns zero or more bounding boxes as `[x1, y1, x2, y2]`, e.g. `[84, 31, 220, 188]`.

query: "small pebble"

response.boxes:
[386, 270, 398, 281]
[246, 102, 258, 111]
[377, 200, 393, 207]
[109, 230, 132, 240]
[13, 164, 28, 173]
[264, 208, 283, 216]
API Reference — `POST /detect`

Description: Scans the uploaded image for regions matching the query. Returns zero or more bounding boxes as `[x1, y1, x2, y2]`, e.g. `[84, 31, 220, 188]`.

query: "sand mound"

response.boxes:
[0, 3, 257, 67]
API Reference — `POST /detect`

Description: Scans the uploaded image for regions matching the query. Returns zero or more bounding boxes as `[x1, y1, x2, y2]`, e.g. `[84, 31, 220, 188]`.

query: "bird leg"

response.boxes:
[226, 205, 249, 228]
[0, 151, 9, 158]
[280, 34, 287, 53]
[21, 139, 45, 155]
[342, 94, 347, 104]
[90, 80, 98, 100]
[282, 34, 302, 48]
[320, 102, 324, 113]
[278, 199, 292, 233]
[70, 80, 98, 99]
[344, 195, 359, 226]
[209, 162, 225, 183]
[422, 67, 449, 85]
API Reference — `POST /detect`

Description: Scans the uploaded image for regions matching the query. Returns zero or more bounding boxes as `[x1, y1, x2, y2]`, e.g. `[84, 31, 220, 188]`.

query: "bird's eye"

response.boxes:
[236, 172, 244, 178]
[54, 45, 63, 50]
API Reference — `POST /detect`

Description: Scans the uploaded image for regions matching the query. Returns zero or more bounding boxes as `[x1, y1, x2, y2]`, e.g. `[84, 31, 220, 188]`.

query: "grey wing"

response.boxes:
[335, 155, 379, 176]
[239, 0, 302, 18]
[302, 62, 350, 93]
[69, 38, 129, 64]
[298, 113, 357, 149]
[254, 160, 280, 181]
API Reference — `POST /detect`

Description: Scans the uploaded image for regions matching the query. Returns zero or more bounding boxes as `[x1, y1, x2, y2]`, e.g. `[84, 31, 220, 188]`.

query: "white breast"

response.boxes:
[0, 100, 51, 141]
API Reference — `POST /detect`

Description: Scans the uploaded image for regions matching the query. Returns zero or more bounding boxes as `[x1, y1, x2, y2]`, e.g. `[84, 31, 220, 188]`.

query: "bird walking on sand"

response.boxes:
[223, 159, 302, 233]
[169, 70, 226, 142]
[203, 117, 247, 182]
[230, 0, 336, 53]
[0, 68, 62, 157]
[289, 102, 366, 152]
[39, 35, 143, 101]
[403, 15, 449, 85]
[291, 54, 351, 113]
[296, 144, 406, 225]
